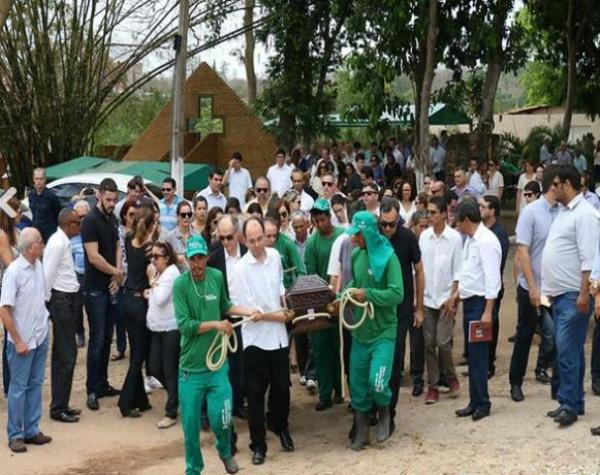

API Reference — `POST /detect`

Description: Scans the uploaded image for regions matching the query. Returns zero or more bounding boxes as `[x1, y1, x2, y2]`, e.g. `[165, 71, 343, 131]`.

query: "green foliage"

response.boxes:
[521, 61, 565, 106]
[432, 68, 484, 122]
[93, 91, 169, 148]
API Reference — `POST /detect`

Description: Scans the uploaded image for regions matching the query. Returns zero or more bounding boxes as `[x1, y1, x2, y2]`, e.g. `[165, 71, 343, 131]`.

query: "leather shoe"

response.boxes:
[221, 456, 239, 474]
[554, 410, 578, 426]
[278, 429, 294, 452]
[24, 432, 52, 445]
[547, 407, 562, 418]
[315, 400, 333, 411]
[412, 382, 424, 397]
[591, 426, 600, 436]
[8, 439, 26, 453]
[472, 408, 490, 421]
[87, 393, 99, 411]
[100, 385, 121, 397]
[455, 406, 474, 417]
[251, 450, 265, 465]
[510, 384, 524, 402]
[51, 412, 79, 423]
[122, 409, 142, 418]
[66, 407, 81, 416]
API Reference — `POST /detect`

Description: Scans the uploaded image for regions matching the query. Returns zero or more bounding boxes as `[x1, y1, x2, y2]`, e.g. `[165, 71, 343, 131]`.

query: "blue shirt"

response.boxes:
[71, 234, 85, 275]
[159, 195, 183, 232]
[28, 187, 61, 243]
[516, 196, 559, 290]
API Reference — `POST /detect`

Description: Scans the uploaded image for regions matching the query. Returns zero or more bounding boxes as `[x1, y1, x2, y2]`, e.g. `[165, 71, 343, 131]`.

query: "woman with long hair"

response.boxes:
[269, 198, 293, 239]
[0, 197, 20, 396]
[118, 206, 156, 418]
[166, 201, 198, 267]
[145, 240, 180, 429]
[311, 161, 332, 196]
[202, 207, 223, 245]
[397, 180, 417, 226]
[191, 196, 208, 235]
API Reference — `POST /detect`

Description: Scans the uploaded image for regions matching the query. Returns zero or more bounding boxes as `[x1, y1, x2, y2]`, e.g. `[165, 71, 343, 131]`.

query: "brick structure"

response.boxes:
[123, 62, 277, 179]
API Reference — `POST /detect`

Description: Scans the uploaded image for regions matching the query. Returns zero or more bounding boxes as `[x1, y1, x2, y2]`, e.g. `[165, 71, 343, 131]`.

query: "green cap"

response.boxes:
[311, 198, 331, 213]
[185, 235, 208, 259]
[346, 210, 377, 236]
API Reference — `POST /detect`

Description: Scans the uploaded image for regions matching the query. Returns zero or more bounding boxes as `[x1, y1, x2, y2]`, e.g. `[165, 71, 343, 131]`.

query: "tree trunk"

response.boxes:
[478, 57, 502, 160]
[416, 0, 438, 186]
[278, 112, 296, 154]
[243, 0, 257, 104]
[0, 0, 10, 30]
[562, 0, 576, 139]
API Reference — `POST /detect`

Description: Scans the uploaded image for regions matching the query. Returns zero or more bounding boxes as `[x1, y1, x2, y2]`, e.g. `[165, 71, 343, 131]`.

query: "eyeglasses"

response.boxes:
[322, 182, 334, 187]
[179, 212, 193, 219]
[362, 191, 377, 196]
[380, 220, 398, 228]
[523, 192, 533, 197]
[279, 211, 288, 218]
[151, 254, 165, 260]
[256, 187, 269, 193]
[162, 187, 173, 192]
[219, 234, 235, 242]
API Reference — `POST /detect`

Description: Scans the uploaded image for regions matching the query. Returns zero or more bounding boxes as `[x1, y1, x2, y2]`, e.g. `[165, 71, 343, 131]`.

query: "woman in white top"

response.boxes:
[397, 180, 417, 226]
[485, 158, 504, 199]
[145, 240, 180, 429]
[515, 159, 536, 212]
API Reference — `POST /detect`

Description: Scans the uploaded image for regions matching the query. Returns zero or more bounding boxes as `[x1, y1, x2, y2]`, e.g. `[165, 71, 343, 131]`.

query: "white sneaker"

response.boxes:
[306, 379, 317, 389]
[157, 416, 177, 429]
[144, 380, 152, 394]
[299, 375, 307, 386]
[146, 376, 163, 389]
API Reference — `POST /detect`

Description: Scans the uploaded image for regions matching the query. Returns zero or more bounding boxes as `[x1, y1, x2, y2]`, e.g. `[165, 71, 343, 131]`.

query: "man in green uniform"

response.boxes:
[345, 211, 404, 450]
[173, 235, 260, 475]
[304, 198, 345, 410]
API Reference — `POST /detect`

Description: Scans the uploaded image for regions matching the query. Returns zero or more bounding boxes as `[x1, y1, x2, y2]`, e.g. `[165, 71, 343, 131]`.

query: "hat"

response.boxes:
[185, 235, 208, 259]
[346, 210, 377, 236]
[310, 198, 331, 213]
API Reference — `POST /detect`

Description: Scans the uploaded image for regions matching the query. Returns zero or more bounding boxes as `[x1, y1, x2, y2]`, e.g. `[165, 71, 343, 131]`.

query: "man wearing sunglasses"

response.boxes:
[361, 183, 380, 216]
[159, 177, 183, 232]
[244, 177, 271, 216]
[378, 197, 425, 426]
[198, 168, 227, 211]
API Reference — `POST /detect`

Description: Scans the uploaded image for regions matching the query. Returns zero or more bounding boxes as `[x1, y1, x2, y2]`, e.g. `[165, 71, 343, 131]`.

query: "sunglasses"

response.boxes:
[179, 212, 193, 218]
[256, 187, 269, 193]
[380, 220, 397, 228]
[523, 192, 533, 197]
[322, 182, 334, 187]
[219, 234, 235, 242]
[162, 187, 173, 192]
[362, 191, 377, 196]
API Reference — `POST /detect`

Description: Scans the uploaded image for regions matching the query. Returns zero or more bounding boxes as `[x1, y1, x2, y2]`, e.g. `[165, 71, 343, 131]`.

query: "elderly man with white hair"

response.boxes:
[0, 227, 52, 453]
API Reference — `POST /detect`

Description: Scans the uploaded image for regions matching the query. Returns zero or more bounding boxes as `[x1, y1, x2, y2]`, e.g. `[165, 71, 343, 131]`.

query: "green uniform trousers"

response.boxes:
[313, 327, 342, 404]
[179, 366, 232, 475]
[350, 338, 395, 413]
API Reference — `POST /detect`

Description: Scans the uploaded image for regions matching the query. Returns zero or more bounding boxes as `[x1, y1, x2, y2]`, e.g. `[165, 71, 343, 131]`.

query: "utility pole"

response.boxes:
[170, 0, 189, 197]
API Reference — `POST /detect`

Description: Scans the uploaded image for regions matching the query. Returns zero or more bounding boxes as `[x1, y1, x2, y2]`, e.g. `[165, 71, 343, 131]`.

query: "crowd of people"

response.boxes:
[2, 134, 600, 474]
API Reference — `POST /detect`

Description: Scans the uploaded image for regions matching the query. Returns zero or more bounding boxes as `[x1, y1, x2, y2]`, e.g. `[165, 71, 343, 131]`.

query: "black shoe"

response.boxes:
[222, 456, 239, 474]
[138, 403, 153, 412]
[333, 394, 345, 405]
[472, 408, 490, 421]
[488, 366, 496, 379]
[66, 407, 82, 416]
[122, 409, 142, 418]
[251, 450, 265, 465]
[510, 384, 524, 402]
[87, 393, 99, 411]
[592, 381, 600, 395]
[508, 334, 516, 343]
[100, 385, 121, 398]
[535, 370, 552, 385]
[278, 429, 294, 452]
[455, 406, 474, 417]
[315, 400, 333, 411]
[547, 407, 562, 418]
[412, 382, 424, 397]
[50, 412, 80, 423]
[554, 410, 578, 426]
[591, 426, 600, 436]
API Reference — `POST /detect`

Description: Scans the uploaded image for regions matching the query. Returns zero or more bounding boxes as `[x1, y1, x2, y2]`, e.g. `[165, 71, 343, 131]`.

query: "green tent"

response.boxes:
[45, 157, 211, 191]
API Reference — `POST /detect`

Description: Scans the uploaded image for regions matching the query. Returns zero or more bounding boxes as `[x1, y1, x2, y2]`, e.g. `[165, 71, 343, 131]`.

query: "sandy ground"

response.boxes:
[2, 246, 600, 475]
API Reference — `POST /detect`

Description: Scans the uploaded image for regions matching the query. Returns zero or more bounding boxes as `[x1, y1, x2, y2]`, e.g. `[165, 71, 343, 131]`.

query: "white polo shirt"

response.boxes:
[227, 167, 253, 208]
[43, 227, 80, 300]
[267, 163, 293, 197]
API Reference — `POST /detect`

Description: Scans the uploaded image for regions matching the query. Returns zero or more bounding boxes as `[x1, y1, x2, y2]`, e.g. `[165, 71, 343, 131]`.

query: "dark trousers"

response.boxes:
[488, 290, 503, 372]
[591, 318, 600, 384]
[85, 289, 117, 395]
[509, 285, 555, 386]
[2, 329, 9, 397]
[49, 290, 78, 416]
[244, 346, 290, 453]
[394, 304, 424, 384]
[75, 273, 85, 338]
[113, 288, 127, 354]
[464, 296, 491, 412]
[149, 329, 180, 418]
[228, 326, 245, 413]
[118, 292, 150, 415]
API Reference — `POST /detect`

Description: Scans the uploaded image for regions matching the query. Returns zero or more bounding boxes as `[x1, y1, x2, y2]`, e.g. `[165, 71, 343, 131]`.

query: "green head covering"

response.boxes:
[311, 198, 331, 214]
[185, 235, 208, 259]
[346, 211, 394, 282]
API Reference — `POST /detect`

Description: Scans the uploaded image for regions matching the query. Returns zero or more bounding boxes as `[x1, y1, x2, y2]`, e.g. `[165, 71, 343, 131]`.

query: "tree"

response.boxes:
[255, 0, 354, 151]
[243, 0, 257, 104]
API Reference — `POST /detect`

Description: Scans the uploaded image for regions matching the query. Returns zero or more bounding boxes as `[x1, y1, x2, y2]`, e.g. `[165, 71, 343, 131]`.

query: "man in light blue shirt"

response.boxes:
[542, 165, 600, 427]
[0, 228, 52, 452]
[573, 147, 588, 175]
[159, 177, 183, 232]
[71, 200, 90, 347]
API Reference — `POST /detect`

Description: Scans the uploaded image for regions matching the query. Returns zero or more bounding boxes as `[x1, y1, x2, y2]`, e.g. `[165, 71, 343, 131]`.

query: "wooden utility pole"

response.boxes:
[170, 0, 189, 197]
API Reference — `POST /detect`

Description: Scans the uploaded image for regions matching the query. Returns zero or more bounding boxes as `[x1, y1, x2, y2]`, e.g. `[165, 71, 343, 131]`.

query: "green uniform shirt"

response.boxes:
[173, 268, 233, 372]
[304, 226, 344, 280]
[274, 233, 306, 290]
[347, 248, 404, 344]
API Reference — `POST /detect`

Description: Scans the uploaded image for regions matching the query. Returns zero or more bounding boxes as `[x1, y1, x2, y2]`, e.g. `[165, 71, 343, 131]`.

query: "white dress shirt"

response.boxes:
[224, 244, 242, 315]
[1, 255, 49, 349]
[468, 171, 486, 198]
[235, 247, 288, 350]
[147, 264, 180, 332]
[457, 223, 502, 300]
[43, 227, 80, 300]
[267, 163, 293, 197]
[299, 190, 315, 212]
[198, 186, 227, 211]
[542, 193, 600, 296]
[419, 225, 463, 309]
[227, 167, 253, 208]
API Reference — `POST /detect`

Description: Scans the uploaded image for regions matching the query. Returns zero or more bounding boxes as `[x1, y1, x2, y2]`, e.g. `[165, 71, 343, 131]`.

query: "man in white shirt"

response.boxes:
[542, 165, 599, 427]
[198, 168, 227, 211]
[223, 151, 253, 209]
[0, 228, 52, 453]
[266, 149, 293, 197]
[451, 201, 501, 422]
[291, 169, 315, 212]
[44, 209, 83, 424]
[429, 137, 446, 182]
[468, 158, 486, 199]
[235, 218, 294, 464]
[420, 196, 462, 404]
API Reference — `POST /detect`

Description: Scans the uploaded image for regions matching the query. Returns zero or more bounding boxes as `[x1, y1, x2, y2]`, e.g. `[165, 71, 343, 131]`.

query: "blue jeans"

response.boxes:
[464, 296, 491, 412]
[553, 292, 591, 415]
[6, 337, 48, 441]
[536, 307, 555, 372]
[85, 289, 117, 395]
